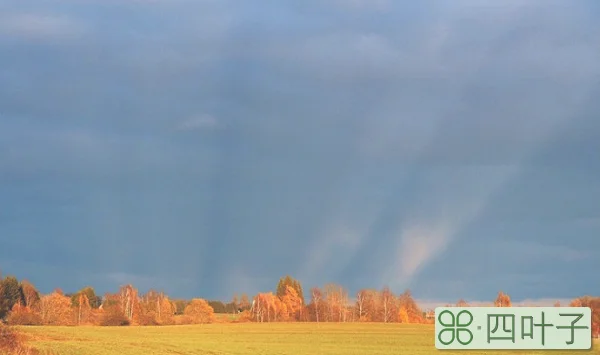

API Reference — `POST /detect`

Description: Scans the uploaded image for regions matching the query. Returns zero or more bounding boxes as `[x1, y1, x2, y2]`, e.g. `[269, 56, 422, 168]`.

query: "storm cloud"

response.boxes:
[1, 0, 599, 303]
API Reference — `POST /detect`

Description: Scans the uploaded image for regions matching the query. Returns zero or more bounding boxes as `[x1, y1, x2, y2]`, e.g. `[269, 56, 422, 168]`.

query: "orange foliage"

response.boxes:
[6, 273, 600, 332]
[571, 296, 600, 338]
[398, 290, 422, 323]
[494, 291, 512, 307]
[20, 280, 40, 309]
[183, 299, 215, 324]
[137, 291, 175, 325]
[237, 310, 253, 323]
[274, 297, 288, 321]
[252, 292, 279, 322]
[456, 299, 469, 307]
[356, 289, 376, 322]
[280, 286, 302, 321]
[398, 307, 409, 323]
[118, 285, 139, 323]
[76, 293, 93, 325]
[0, 324, 38, 354]
[39, 292, 75, 325]
[98, 293, 130, 326]
[99, 304, 130, 326]
[7, 303, 42, 325]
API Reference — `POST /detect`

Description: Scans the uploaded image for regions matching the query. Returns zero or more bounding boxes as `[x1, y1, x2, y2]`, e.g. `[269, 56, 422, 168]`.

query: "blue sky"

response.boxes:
[0, 0, 599, 304]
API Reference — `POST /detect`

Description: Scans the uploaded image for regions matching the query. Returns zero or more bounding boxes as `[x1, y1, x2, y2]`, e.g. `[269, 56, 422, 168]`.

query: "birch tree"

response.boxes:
[381, 286, 395, 323]
[310, 287, 322, 322]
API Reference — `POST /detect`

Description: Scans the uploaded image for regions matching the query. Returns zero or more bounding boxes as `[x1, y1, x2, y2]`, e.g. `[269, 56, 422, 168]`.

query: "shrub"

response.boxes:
[0, 324, 39, 354]
[99, 307, 130, 326]
[183, 299, 215, 324]
[237, 310, 253, 323]
[7, 305, 42, 326]
[136, 313, 160, 326]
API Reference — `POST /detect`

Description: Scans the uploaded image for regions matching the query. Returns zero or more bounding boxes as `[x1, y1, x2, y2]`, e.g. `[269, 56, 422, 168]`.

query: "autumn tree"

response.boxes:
[273, 297, 288, 321]
[0, 276, 24, 319]
[456, 299, 469, 307]
[158, 296, 176, 325]
[262, 293, 274, 322]
[70, 287, 102, 325]
[356, 289, 378, 322]
[184, 299, 215, 324]
[570, 296, 600, 338]
[355, 289, 368, 321]
[324, 284, 338, 322]
[207, 300, 226, 313]
[39, 291, 75, 325]
[276, 276, 305, 305]
[239, 293, 251, 312]
[252, 292, 289, 322]
[570, 298, 583, 307]
[398, 290, 422, 323]
[79, 293, 93, 325]
[99, 293, 130, 326]
[251, 294, 263, 322]
[7, 302, 42, 325]
[252, 293, 277, 322]
[71, 287, 101, 309]
[380, 287, 396, 323]
[117, 285, 139, 322]
[138, 290, 175, 325]
[280, 285, 302, 321]
[172, 299, 188, 315]
[139, 290, 161, 325]
[0, 272, 445, 326]
[494, 291, 512, 307]
[20, 280, 40, 309]
[323, 284, 349, 322]
[310, 287, 323, 322]
[398, 306, 409, 323]
[231, 294, 239, 314]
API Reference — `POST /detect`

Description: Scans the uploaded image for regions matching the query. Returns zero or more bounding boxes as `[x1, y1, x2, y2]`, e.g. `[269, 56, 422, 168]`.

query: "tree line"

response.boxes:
[0, 274, 216, 326]
[0, 273, 598, 336]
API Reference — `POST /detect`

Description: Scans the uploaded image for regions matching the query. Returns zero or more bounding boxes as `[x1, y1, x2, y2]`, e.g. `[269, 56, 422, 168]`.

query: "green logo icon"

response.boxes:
[435, 307, 592, 350]
[438, 310, 474, 345]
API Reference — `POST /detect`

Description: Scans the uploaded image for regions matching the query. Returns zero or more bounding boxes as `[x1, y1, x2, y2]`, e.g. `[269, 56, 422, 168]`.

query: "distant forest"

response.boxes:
[0, 273, 598, 336]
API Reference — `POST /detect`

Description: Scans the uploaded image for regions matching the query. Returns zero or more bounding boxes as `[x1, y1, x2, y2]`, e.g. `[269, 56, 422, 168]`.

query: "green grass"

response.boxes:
[16, 323, 600, 355]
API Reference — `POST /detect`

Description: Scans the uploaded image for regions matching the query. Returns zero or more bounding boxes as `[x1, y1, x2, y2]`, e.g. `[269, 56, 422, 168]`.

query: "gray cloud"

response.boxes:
[176, 114, 219, 131]
[0, 13, 85, 41]
[0, 0, 598, 301]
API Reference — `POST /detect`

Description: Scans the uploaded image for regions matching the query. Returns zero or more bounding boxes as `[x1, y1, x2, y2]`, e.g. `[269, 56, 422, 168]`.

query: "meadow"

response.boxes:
[16, 323, 600, 355]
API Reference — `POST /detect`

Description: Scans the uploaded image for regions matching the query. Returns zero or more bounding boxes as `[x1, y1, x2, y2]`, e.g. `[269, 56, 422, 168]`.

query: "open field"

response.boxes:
[16, 323, 600, 355]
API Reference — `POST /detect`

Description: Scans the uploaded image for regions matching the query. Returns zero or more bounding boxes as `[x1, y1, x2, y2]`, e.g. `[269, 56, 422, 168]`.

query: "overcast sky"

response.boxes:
[0, 0, 599, 304]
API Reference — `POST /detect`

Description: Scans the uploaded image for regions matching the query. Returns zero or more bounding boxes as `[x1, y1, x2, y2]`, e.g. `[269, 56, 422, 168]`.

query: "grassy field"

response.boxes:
[16, 323, 600, 355]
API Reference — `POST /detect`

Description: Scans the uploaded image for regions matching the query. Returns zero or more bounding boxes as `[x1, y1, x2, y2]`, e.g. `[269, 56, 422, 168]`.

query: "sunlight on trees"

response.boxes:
[184, 299, 215, 324]
[494, 291, 512, 307]
[0, 273, 597, 334]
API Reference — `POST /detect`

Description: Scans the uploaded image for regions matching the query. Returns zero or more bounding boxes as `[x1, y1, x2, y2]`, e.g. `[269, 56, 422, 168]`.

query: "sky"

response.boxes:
[0, 0, 599, 305]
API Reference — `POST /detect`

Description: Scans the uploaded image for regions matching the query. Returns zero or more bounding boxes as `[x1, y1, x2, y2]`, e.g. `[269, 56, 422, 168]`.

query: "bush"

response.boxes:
[237, 310, 253, 323]
[0, 325, 20, 352]
[7, 305, 42, 326]
[0, 324, 39, 354]
[136, 313, 160, 326]
[183, 299, 215, 324]
[99, 307, 130, 326]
